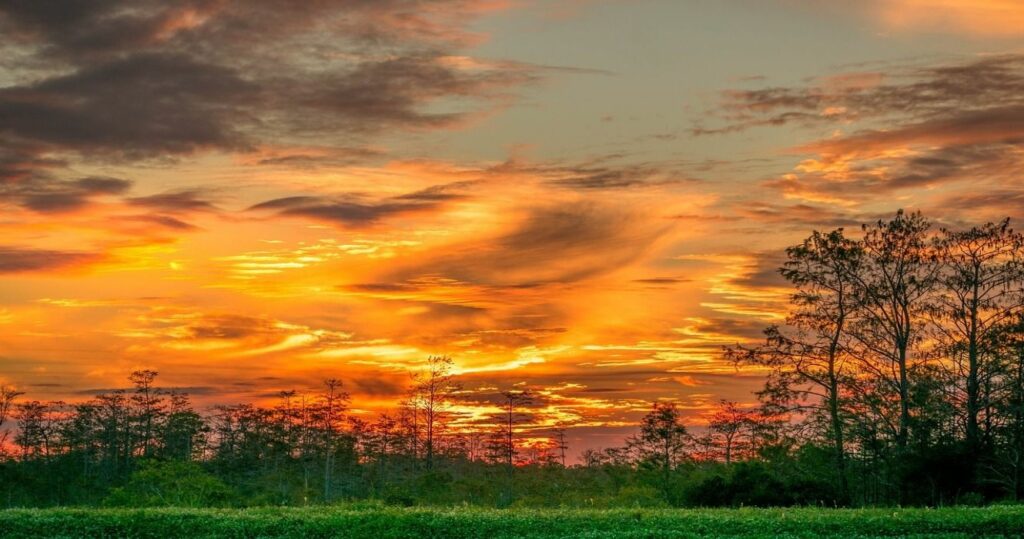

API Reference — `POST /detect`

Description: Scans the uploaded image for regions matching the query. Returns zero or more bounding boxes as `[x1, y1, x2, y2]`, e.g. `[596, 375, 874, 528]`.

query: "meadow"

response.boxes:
[2, 506, 1024, 539]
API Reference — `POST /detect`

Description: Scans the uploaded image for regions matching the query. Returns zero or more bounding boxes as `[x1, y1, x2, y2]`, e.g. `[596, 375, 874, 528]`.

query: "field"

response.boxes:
[2, 506, 1024, 538]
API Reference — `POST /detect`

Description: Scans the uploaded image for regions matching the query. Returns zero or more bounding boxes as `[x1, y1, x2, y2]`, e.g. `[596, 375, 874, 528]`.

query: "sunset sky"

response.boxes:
[2, 1, 1024, 452]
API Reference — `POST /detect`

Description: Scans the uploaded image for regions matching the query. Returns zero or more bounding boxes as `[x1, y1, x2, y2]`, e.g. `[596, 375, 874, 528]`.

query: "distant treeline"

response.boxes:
[4, 210, 1024, 508]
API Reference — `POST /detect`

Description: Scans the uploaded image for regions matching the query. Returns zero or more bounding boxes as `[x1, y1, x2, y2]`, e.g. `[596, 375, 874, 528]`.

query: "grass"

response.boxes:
[2, 506, 1024, 538]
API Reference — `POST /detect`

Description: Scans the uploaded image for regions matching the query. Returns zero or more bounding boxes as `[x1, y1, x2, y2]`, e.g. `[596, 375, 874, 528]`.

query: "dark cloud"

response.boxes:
[254, 146, 386, 168]
[0, 1, 493, 60]
[764, 137, 1024, 204]
[184, 314, 280, 340]
[391, 203, 671, 287]
[0, 246, 104, 273]
[249, 196, 434, 227]
[0, 144, 64, 182]
[0, 53, 257, 158]
[351, 376, 405, 397]
[799, 107, 1024, 158]
[546, 165, 695, 190]
[1, 175, 131, 213]
[250, 182, 469, 227]
[394, 181, 476, 202]
[128, 189, 217, 212]
[291, 55, 538, 131]
[737, 202, 863, 228]
[701, 55, 1024, 204]
[0, 1, 216, 58]
[344, 282, 427, 293]
[0, 2, 554, 165]
[730, 251, 789, 291]
[929, 190, 1024, 223]
[120, 215, 199, 231]
[632, 277, 691, 288]
[483, 159, 698, 191]
[701, 55, 1024, 133]
[683, 317, 772, 343]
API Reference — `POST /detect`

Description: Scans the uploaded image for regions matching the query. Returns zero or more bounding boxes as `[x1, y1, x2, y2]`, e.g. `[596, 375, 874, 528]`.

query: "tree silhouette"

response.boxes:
[932, 220, 1024, 453]
[728, 228, 861, 498]
[627, 401, 688, 496]
[413, 355, 461, 469]
[0, 385, 22, 454]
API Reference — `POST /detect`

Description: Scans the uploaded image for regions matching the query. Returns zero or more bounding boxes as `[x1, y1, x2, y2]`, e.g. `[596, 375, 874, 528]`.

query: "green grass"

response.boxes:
[2, 506, 1024, 538]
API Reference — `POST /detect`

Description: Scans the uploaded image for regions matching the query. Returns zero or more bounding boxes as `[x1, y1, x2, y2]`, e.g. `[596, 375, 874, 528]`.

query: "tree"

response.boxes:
[93, 391, 131, 481]
[628, 401, 689, 496]
[317, 378, 349, 502]
[932, 220, 1024, 451]
[160, 391, 207, 461]
[14, 401, 61, 459]
[728, 228, 861, 497]
[992, 317, 1024, 499]
[128, 370, 165, 458]
[498, 389, 534, 469]
[0, 385, 23, 455]
[848, 210, 939, 448]
[708, 401, 754, 465]
[413, 355, 461, 469]
[551, 424, 569, 467]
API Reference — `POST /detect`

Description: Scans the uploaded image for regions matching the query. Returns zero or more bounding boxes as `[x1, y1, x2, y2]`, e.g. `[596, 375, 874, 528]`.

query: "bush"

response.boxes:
[103, 460, 235, 508]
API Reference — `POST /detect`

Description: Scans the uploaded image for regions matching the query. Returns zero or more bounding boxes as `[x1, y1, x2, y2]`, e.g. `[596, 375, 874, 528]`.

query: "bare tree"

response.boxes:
[413, 355, 461, 469]
[551, 424, 569, 467]
[499, 389, 534, 469]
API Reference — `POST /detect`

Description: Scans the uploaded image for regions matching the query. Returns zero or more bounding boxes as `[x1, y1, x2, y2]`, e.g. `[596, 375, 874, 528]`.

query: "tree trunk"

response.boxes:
[898, 342, 910, 448]
[966, 283, 981, 450]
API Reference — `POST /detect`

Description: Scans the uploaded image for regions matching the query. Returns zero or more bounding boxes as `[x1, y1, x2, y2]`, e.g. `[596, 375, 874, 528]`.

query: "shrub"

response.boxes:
[103, 460, 235, 508]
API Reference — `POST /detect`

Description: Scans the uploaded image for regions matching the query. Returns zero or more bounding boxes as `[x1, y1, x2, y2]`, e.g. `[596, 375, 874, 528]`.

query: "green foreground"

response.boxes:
[2, 507, 1024, 539]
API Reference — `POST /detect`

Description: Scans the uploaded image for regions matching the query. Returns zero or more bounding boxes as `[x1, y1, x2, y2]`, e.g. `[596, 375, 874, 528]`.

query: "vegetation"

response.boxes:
[5, 210, 1024, 509]
[4, 506, 1024, 539]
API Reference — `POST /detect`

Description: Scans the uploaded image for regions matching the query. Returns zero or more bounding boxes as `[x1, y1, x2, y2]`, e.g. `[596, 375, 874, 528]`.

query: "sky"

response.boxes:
[2, 0, 1024, 453]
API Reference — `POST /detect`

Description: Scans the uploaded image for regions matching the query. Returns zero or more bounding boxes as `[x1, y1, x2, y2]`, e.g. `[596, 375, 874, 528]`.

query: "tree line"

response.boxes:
[2, 210, 1024, 508]
[728, 210, 1024, 505]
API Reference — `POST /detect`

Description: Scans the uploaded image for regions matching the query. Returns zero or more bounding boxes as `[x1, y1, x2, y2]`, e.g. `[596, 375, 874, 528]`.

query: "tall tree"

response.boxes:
[932, 220, 1024, 450]
[551, 424, 569, 467]
[413, 355, 461, 469]
[847, 210, 938, 448]
[993, 317, 1024, 499]
[498, 389, 534, 469]
[728, 228, 861, 497]
[160, 391, 206, 461]
[14, 401, 60, 459]
[128, 370, 165, 458]
[627, 401, 689, 495]
[318, 378, 349, 502]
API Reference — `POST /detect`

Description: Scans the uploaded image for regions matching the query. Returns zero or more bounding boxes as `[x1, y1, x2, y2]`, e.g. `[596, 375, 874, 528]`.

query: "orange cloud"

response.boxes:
[873, 0, 1024, 36]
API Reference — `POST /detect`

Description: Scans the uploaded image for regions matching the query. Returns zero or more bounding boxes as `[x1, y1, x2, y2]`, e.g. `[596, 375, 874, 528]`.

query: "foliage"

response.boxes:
[3, 506, 1024, 538]
[103, 460, 235, 508]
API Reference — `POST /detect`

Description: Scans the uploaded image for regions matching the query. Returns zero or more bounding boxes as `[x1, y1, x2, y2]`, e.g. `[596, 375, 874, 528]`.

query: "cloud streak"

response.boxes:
[0, 246, 104, 273]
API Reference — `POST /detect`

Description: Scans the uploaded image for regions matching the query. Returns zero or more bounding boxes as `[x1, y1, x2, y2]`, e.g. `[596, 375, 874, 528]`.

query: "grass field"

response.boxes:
[2, 506, 1024, 538]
